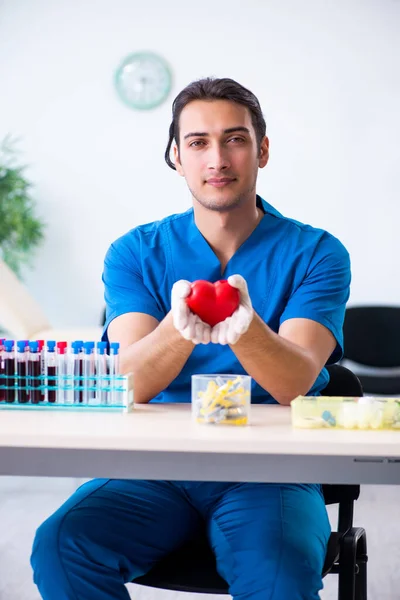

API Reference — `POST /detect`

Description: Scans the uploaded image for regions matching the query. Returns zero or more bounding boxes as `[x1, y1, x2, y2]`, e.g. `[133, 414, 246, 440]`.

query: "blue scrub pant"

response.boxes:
[31, 479, 330, 600]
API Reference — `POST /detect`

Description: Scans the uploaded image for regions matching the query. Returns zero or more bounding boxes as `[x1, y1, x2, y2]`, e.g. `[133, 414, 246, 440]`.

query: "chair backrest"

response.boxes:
[343, 305, 400, 367]
[323, 363, 363, 397]
[321, 364, 362, 507]
[0, 260, 51, 339]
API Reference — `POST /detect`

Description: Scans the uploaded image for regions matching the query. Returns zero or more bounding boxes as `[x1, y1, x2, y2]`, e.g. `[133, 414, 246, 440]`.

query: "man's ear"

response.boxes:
[173, 144, 184, 176]
[258, 136, 269, 169]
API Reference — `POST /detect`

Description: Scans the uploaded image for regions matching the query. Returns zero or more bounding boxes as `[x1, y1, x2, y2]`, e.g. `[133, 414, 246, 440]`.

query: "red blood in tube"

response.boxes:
[47, 366, 57, 403]
[0, 341, 5, 402]
[17, 360, 29, 403]
[5, 357, 15, 403]
[29, 359, 41, 404]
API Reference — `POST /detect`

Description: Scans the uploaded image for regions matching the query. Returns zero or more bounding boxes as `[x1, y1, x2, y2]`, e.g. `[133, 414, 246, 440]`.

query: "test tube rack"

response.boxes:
[0, 372, 134, 412]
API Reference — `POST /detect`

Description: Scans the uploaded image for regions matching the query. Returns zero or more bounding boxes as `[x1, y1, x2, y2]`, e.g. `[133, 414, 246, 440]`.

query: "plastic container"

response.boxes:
[291, 396, 400, 430]
[192, 374, 251, 425]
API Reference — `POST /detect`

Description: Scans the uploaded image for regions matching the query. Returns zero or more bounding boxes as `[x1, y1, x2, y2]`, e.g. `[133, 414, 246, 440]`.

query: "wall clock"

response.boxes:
[114, 51, 172, 110]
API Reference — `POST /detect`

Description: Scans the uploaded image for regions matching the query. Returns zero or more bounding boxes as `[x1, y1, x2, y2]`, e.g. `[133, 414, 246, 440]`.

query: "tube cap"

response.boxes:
[57, 342, 68, 354]
[29, 341, 39, 352]
[96, 341, 108, 354]
[17, 340, 27, 353]
[71, 341, 83, 354]
[83, 342, 95, 354]
[110, 342, 120, 354]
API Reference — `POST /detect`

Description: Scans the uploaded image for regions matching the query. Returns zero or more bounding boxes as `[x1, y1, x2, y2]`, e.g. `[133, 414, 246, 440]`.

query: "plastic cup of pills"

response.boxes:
[191, 374, 251, 425]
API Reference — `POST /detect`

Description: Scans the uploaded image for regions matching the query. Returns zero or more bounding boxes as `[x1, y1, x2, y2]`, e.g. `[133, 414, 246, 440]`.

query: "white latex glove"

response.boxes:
[171, 280, 211, 345]
[210, 274, 254, 345]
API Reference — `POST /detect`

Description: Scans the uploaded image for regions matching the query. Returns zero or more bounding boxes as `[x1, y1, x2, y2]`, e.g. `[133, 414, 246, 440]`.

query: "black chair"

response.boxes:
[134, 364, 368, 600]
[342, 305, 400, 394]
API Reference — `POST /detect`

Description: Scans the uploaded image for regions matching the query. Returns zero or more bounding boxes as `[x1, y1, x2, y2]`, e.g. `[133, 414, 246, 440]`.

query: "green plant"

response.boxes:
[0, 136, 45, 277]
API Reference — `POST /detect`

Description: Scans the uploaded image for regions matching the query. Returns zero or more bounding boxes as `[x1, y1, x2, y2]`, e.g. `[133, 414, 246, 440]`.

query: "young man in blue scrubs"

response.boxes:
[31, 78, 350, 599]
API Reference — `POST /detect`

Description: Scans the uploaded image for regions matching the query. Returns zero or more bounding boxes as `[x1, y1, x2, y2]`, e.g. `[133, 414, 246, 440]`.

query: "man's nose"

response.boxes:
[207, 145, 231, 171]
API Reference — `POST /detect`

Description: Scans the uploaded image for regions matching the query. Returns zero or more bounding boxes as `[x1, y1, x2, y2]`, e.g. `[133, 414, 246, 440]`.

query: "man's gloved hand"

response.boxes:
[171, 280, 211, 345]
[210, 274, 254, 345]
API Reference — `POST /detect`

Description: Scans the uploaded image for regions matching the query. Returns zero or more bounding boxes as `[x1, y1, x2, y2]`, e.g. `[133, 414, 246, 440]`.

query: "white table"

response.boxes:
[0, 404, 400, 484]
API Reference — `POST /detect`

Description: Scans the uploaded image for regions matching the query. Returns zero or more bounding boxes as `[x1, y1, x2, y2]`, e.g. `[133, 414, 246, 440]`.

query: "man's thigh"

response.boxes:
[207, 482, 330, 600]
[32, 478, 202, 582]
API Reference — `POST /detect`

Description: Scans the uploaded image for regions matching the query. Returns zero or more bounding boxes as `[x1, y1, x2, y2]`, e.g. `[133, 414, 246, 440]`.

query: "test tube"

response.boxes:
[82, 342, 95, 404]
[56, 342, 68, 404]
[36, 340, 45, 401]
[4, 340, 15, 403]
[45, 341, 57, 403]
[109, 342, 120, 405]
[16, 340, 29, 403]
[71, 341, 83, 403]
[28, 341, 41, 404]
[0, 338, 5, 402]
[95, 342, 108, 405]
[23, 340, 29, 399]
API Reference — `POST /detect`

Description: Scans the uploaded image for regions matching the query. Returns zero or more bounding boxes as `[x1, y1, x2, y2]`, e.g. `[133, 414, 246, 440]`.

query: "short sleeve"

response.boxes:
[279, 234, 351, 364]
[101, 233, 165, 342]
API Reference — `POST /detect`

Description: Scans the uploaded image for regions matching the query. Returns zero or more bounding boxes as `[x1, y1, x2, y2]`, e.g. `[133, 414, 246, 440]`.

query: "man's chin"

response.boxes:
[193, 192, 244, 212]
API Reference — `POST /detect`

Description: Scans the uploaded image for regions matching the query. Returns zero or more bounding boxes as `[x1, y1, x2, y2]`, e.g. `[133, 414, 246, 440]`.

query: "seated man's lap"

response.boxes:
[32, 478, 330, 598]
[31, 478, 203, 583]
[200, 482, 330, 600]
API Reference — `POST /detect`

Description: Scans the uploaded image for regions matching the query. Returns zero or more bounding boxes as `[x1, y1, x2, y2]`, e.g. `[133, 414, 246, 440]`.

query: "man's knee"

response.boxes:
[228, 538, 325, 600]
[31, 509, 85, 578]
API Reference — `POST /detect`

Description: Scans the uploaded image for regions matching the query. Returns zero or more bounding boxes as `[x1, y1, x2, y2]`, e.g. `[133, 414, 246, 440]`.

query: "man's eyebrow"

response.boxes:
[183, 126, 250, 140]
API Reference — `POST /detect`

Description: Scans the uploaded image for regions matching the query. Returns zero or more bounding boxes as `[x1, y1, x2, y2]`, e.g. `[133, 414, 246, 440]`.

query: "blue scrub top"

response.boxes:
[102, 196, 351, 404]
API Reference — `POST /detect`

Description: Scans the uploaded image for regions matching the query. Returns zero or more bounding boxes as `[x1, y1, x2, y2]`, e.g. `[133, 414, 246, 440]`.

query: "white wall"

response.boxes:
[0, 0, 399, 327]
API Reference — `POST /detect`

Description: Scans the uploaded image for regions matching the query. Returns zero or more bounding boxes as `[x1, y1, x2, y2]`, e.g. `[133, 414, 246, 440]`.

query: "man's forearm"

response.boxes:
[230, 312, 318, 405]
[119, 312, 194, 403]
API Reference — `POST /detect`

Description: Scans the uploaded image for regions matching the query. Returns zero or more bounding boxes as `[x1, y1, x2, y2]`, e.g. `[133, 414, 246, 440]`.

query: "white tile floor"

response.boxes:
[0, 477, 399, 600]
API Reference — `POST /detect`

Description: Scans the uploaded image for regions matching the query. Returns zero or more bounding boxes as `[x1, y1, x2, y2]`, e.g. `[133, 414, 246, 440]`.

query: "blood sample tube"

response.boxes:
[56, 342, 68, 404]
[28, 341, 41, 404]
[109, 342, 120, 405]
[71, 341, 83, 403]
[0, 338, 5, 402]
[95, 341, 108, 405]
[4, 340, 16, 403]
[16, 340, 29, 403]
[45, 341, 57, 403]
[82, 342, 95, 404]
[36, 340, 45, 401]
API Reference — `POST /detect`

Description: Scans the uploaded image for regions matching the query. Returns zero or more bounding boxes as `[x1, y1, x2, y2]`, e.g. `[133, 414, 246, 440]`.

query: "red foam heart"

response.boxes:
[186, 280, 240, 327]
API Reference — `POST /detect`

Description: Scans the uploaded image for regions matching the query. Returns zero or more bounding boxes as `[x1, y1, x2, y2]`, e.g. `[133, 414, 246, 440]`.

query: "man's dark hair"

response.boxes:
[164, 77, 267, 170]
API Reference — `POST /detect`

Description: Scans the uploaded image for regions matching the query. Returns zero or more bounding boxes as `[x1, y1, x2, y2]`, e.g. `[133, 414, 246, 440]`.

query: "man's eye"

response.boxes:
[189, 140, 205, 148]
[228, 137, 245, 144]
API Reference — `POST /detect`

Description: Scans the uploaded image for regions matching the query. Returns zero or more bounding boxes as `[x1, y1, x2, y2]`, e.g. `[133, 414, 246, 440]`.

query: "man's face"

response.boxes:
[174, 99, 269, 212]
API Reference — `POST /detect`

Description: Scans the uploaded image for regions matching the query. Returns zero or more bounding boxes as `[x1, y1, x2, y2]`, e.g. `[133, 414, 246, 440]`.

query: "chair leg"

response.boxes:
[338, 528, 367, 600]
[338, 539, 355, 600]
[355, 531, 368, 600]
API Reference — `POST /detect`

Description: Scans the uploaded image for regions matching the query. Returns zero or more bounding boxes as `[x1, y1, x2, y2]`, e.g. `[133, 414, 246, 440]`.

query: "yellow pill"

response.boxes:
[219, 417, 248, 426]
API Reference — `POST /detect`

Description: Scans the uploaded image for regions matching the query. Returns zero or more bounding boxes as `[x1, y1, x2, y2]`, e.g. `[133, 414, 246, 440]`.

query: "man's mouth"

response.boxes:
[206, 178, 236, 188]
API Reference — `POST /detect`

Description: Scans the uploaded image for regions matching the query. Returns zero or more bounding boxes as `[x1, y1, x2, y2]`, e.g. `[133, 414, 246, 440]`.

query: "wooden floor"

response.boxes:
[0, 477, 399, 600]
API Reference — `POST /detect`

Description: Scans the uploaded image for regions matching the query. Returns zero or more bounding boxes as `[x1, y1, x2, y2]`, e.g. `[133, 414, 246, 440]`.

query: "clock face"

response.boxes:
[114, 52, 172, 110]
